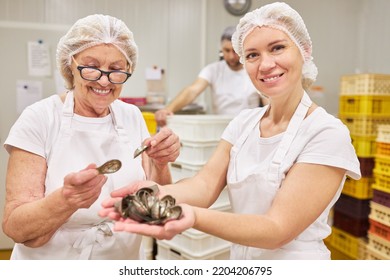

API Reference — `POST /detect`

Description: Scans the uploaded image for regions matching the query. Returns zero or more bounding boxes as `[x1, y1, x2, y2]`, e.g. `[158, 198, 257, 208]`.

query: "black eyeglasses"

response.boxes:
[72, 56, 132, 84]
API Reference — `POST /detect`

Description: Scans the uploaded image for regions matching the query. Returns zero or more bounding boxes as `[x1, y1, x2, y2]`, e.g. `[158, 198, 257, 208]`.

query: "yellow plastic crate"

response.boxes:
[329, 227, 368, 259]
[339, 115, 390, 137]
[340, 73, 390, 95]
[376, 142, 390, 157]
[366, 233, 390, 260]
[339, 95, 390, 117]
[373, 169, 390, 193]
[374, 155, 390, 176]
[372, 184, 390, 196]
[342, 176, 373, 199]
[351, 136, 377, 157]
[377, 124, 390, 144]
[366, 245, 390, 260]
[369, 201, 390, 227]
[324, 238, 354, 260]
[142, 112, 157, 135]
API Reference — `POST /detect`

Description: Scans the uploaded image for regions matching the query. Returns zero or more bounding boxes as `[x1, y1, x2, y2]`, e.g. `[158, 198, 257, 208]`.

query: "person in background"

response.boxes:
[154, 26, 265, 127]
[100, 2, 361, 260]
[2, 14, 180, 260]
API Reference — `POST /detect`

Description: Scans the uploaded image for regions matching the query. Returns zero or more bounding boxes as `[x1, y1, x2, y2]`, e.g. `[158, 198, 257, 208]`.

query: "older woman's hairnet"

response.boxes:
[232, 2, 318, 90]
[56, 14, 138, 89]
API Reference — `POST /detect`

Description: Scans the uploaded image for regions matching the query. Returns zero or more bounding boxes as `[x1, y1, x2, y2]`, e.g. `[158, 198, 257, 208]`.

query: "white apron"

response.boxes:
[227, 92, 330, 260]
[11, 91, 145, 260]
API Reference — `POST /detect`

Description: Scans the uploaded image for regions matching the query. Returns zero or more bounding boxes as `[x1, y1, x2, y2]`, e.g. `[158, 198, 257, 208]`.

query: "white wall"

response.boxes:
[0, 0, 389, 110]
[0, 0, 389, 249]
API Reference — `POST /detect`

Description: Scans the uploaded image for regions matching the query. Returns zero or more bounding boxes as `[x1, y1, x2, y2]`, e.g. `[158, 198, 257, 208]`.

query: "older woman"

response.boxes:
[100, 2, 361, 260]
[2, 14, 180, 259]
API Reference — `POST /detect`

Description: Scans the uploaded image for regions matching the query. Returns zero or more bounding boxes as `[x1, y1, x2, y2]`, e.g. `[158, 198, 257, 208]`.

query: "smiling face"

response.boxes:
[243, 26, 304, 100]
[71, 44, 130, 117]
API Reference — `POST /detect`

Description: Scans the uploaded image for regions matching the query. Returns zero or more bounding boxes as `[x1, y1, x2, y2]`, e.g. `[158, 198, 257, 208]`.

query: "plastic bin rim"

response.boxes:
[157, 239, 231, 259]
[167, 115, 234, 121]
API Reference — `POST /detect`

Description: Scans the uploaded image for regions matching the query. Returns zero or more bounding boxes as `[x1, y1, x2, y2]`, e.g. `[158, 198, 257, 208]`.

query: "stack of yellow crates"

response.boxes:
[328, 74, 390, 259]
[366, 124, 390, 259]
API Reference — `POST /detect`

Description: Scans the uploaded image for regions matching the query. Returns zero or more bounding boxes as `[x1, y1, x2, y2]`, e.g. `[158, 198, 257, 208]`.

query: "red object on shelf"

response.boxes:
[358, 157, 375, 177]
[372, 189, 390, 208]
[333, 210, 369, 237]
[119, 97, 147, 106]
[334, 194, 371, 219]
[369, 219, 390, 242]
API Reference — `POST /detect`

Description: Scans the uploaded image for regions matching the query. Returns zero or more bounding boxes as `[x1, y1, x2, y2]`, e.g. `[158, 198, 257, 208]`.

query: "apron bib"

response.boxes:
[12, 92, 145, 259]
[227, 92, 330, 260]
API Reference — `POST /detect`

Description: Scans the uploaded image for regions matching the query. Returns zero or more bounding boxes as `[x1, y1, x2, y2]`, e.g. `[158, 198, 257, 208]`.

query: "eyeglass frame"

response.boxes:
[71, 56, 132, 84]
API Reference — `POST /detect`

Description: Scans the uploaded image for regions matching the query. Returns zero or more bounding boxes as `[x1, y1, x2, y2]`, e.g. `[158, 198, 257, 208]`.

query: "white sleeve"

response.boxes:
[198, 63, 215, 83]
[297, 119, 361, 180]
[4, 103, 49, 157]
[221, 108, 260, 145]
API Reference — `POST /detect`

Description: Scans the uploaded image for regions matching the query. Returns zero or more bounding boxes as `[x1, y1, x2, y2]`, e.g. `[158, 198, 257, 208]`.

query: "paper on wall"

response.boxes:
[27, 41, 52, 77]
[16, 80, 43, 114]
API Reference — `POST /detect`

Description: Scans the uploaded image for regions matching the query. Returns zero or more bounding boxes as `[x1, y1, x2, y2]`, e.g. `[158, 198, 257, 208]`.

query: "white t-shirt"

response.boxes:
[222, 106, 361, 182]
[198, 60, 260, 115]
[4, 94, 149, 159]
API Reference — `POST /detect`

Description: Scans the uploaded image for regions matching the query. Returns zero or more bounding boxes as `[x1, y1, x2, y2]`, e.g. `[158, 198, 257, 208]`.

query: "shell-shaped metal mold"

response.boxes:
[114, 185, 182, 225]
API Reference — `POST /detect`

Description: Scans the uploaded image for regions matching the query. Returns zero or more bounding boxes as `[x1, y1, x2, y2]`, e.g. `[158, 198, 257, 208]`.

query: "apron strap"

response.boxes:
[232, 106, 269, 180]
[61, 92, 128, 140]
[109, 101, 131, 141]
[267, 92, 312, 183]
[61, 91, 74, 131]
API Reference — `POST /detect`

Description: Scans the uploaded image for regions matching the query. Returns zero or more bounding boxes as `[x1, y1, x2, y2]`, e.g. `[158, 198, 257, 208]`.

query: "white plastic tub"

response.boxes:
[156, 239, 230, 260]
[169, 161, 202, 182]
[177, 140, 218, 165]
[167, 115, 233, 141]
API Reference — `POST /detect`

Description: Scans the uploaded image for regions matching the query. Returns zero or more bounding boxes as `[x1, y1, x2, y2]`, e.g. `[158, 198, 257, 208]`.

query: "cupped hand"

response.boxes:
[112, 203, 195, 240]
[99, 180, 163, 220]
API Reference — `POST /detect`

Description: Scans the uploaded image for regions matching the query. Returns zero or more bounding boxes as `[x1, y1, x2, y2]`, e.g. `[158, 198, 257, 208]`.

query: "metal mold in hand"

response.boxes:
[114, 185, 182, 225]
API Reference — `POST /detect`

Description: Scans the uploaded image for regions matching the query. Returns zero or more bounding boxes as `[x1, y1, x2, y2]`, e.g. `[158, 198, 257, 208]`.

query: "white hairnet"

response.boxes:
[232, 2, 318, 90]
[56, 14, 138, 89]
[221, 26, 236, 42]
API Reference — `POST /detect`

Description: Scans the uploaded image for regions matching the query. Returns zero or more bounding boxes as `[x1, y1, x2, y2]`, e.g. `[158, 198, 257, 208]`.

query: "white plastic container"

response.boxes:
[177, 140, 218, 165]
[156, 239, 230, 260]
[169, 161, 202, 182]
[167, 115, 233, 142]
[210, 186, 231, 210]
[159, 227, 231, 257]
[170, 162, 231, 209]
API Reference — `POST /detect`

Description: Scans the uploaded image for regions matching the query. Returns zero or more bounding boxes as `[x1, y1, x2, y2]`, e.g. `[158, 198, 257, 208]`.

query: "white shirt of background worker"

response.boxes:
[154, 26, 264, 127]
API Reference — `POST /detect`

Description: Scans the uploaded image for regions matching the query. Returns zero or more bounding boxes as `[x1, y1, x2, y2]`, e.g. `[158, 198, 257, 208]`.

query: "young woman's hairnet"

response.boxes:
[232, 2, 318, 90]
[56, 14, 138, 89]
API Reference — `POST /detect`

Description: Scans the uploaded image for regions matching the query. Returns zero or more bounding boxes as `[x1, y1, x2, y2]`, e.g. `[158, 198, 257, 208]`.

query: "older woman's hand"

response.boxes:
[62, 164, 108, 209]
[144, 127, 180, 165]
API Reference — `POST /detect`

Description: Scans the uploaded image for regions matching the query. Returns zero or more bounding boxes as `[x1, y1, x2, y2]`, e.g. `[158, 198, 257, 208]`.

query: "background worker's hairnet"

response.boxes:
[56, 14, 138, 89]
[232, 2, 318, 90]
[221, 26, 236, 42]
